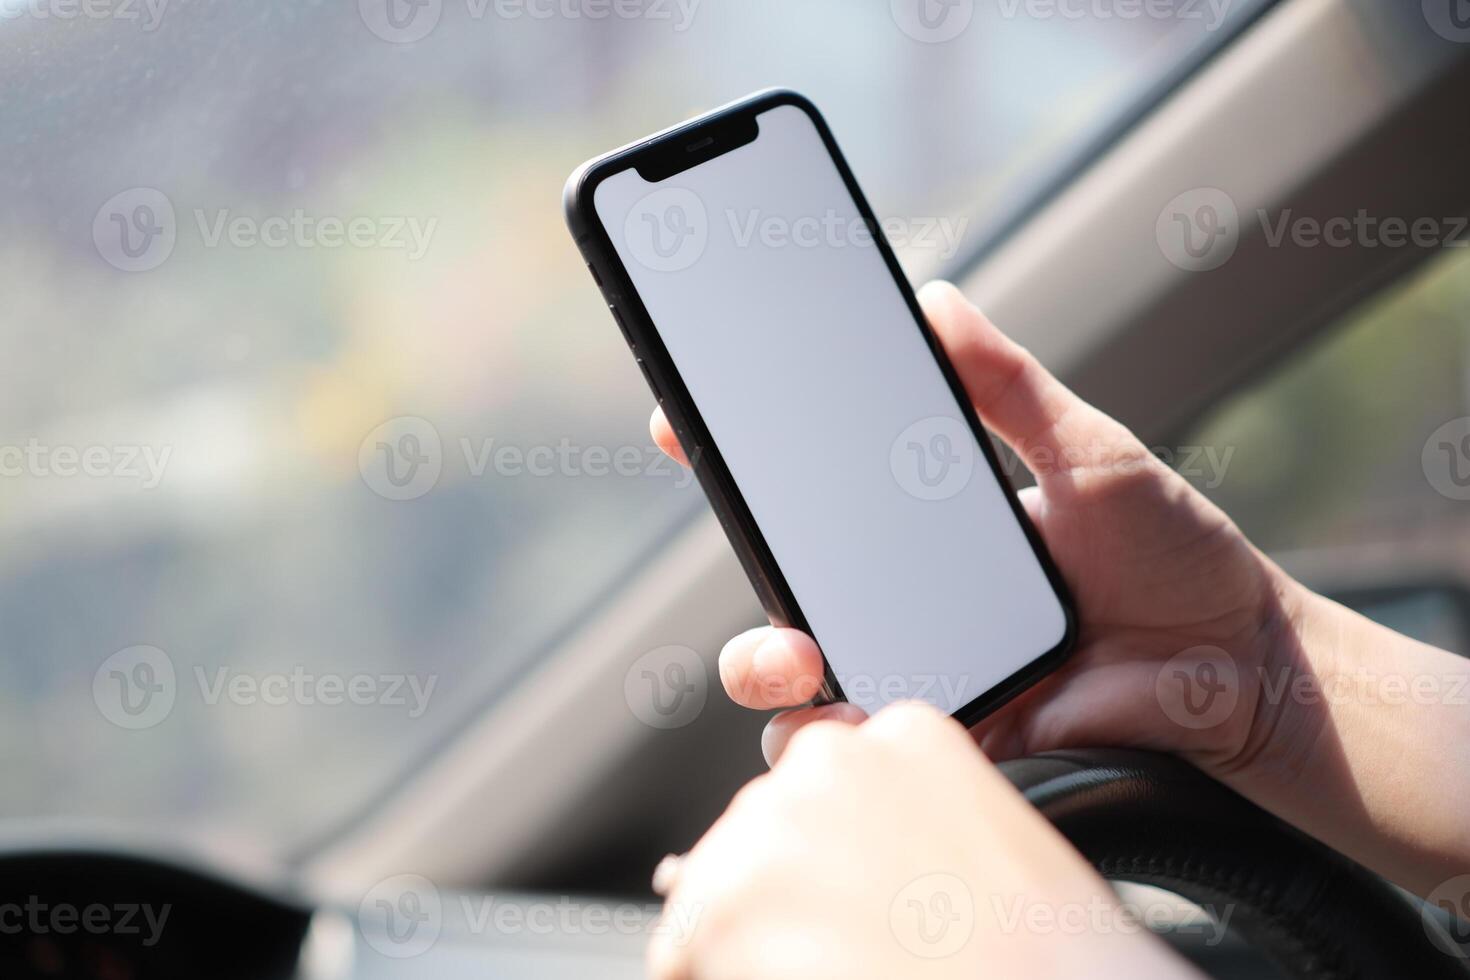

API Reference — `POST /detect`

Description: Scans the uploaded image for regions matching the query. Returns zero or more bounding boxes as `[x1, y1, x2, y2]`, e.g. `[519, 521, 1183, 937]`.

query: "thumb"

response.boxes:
[918, 281, 1142, 486]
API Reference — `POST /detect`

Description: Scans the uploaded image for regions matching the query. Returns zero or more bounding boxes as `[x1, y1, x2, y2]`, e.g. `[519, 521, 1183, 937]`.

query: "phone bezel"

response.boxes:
[564, 88, 1077, 728]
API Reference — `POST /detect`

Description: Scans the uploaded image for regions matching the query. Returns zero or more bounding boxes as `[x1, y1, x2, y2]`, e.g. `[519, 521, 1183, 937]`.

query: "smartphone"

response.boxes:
[564, 89, 1075, 726]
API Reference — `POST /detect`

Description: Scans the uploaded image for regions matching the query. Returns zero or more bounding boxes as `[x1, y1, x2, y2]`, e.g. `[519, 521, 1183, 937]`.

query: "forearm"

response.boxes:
[1221, 570, 1470, 898]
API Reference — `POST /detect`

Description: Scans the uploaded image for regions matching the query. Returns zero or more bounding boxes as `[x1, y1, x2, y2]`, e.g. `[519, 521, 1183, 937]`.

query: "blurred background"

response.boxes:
[1, 0, 1466, 887]
[0, 0, 1275, 862]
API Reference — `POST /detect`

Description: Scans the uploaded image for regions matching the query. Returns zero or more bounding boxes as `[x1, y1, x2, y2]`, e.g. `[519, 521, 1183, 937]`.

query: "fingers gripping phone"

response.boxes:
[565, 89, 1075, 726]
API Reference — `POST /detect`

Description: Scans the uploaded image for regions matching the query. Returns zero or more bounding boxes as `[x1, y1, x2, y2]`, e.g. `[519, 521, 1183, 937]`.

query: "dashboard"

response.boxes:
[0, 846, 644, 980]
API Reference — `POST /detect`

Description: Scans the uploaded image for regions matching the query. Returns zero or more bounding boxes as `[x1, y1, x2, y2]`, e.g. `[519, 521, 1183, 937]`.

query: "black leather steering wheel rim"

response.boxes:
[1000, 749, 1470, 980]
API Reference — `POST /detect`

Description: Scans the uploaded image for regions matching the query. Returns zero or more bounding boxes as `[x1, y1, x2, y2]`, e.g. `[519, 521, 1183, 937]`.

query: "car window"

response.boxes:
[1181, 247, 1470, 642]
[0, 1, 1265, 857]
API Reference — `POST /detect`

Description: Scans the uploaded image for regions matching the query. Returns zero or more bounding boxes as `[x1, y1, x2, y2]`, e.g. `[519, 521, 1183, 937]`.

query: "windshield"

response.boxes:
[0, 0, 1262, 859]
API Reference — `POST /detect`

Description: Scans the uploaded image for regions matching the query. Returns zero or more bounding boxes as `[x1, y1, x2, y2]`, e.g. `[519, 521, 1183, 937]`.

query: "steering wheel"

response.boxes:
[1000, 750, 1469, 980]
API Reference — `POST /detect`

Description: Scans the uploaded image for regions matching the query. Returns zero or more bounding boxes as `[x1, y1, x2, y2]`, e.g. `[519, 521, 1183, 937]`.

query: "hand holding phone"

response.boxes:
[579, 91, 1470, 942]
[656, 276, 1282, 765]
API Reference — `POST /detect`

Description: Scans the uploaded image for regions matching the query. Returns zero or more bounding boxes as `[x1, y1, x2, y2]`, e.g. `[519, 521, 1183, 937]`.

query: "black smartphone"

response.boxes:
[564, 89, 1075, 726]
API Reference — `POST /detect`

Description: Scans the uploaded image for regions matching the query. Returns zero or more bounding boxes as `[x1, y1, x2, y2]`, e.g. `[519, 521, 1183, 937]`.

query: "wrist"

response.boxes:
[1206, 560, 1470, 891]
[1200, 558, 1323, 785]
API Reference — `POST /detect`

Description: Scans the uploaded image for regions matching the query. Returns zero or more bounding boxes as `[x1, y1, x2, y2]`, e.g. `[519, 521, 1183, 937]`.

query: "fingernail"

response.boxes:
[752, 634, 783, 676]
[819, 701, 870, 725]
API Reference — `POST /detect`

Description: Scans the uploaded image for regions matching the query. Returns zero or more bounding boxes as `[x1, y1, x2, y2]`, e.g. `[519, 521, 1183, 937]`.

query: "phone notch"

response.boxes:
[636, 113, 758, 182]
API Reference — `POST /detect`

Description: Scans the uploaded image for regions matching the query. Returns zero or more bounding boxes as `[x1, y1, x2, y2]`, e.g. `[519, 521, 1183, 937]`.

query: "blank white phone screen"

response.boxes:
[593, 103, 1067, 716]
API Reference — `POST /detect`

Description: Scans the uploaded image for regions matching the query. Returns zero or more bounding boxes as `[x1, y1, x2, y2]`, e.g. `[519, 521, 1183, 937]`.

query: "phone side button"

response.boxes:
[635, 358, 663, 400]
[609, 304, 633, 345]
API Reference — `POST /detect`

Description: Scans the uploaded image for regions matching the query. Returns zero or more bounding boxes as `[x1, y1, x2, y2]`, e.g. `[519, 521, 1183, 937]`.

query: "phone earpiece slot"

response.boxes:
[636, 113, 758, 182]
